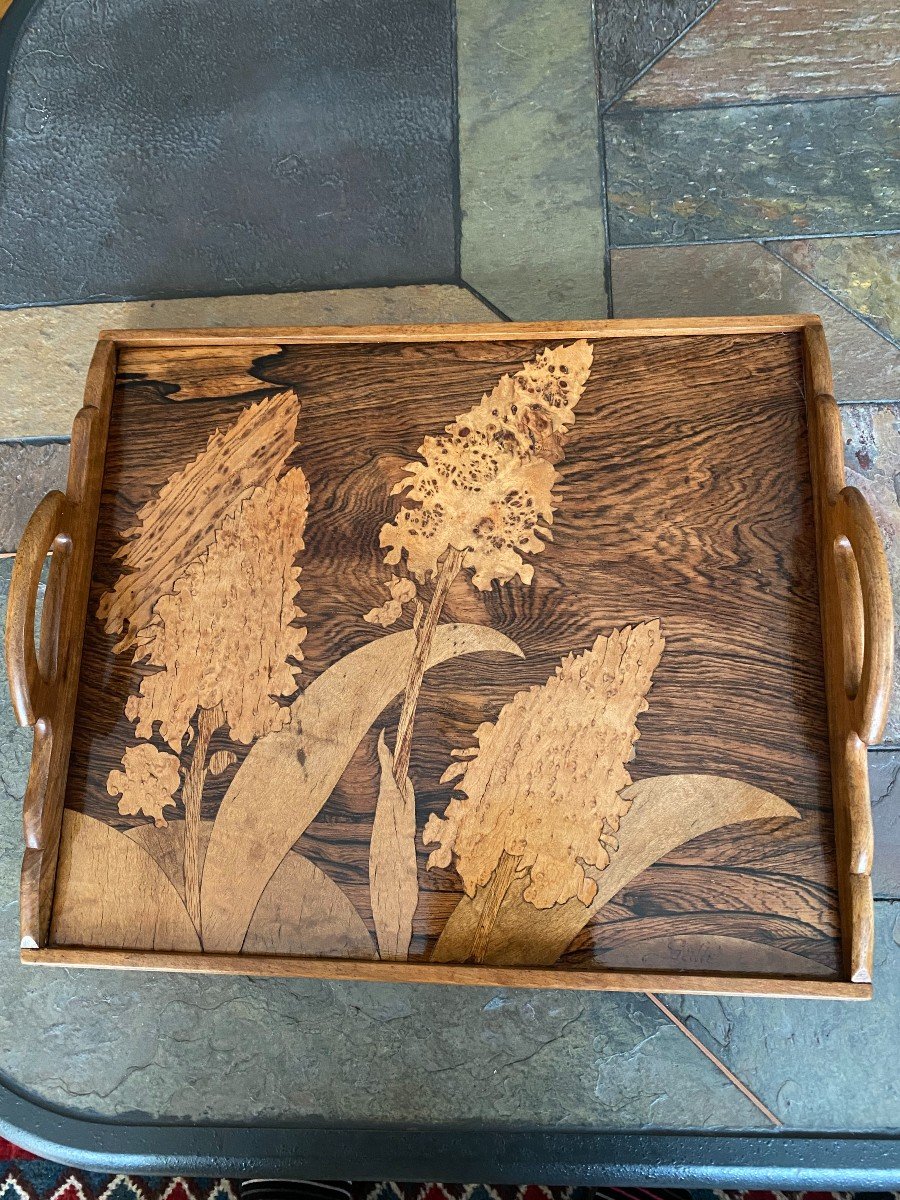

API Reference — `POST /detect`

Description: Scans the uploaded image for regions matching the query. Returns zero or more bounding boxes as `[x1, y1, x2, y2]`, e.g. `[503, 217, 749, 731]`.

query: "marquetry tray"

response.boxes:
[5, 318, 892, 998]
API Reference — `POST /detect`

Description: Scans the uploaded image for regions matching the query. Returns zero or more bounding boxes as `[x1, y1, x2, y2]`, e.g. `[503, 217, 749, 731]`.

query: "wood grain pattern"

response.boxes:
[51, 810, 200, 951]
[9, 316, 883, 995]
[61, 327, 843, 979]
[20, 946, 871, 1000]
[8, 340, 116, 947]
[119, 344, 279, 401]
[803, 322, 893, 982]
[370, 731, 418, 959]
[128, 819, 374, 958]
[197, 621, 522, 953]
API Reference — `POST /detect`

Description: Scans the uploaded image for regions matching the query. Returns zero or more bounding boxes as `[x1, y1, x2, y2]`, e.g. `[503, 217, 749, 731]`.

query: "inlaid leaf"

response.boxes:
[432, 774, 800, 966]
[51, 811, 199, 951]
[126, 820, 374, 959]
[370, 731, 418, 960]
[200, 621, 524, 952]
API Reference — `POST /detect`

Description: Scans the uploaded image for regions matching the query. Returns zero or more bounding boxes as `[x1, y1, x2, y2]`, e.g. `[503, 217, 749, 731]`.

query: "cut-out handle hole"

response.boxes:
[834, 534, 864, 701]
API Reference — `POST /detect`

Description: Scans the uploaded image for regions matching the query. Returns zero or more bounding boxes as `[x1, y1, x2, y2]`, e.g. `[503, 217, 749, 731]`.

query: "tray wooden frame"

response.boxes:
[5, 316, 892, 999]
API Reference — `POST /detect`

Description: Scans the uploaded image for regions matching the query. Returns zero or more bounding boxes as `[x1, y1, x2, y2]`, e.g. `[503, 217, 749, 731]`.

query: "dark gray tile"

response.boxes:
[0, 0, 456, 306]
[457, 0, 607, 319]
[605, 97, 900, 245]
[870, 751, 900, 899]
[597, 0, 716, 102]
[0, 441, 69, 552]
[611, 242, 900, 402]
[620, 0, 900, 107]
[670, 901, 900, 1131]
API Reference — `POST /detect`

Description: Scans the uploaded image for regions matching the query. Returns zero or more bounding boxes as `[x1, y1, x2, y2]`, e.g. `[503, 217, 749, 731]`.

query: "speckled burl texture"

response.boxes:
[596, 0, 716, 102]
[610, 242, 900, 402]
[870, 751, 900, 899]
[841, 403, 900, 742]
[0, 557, 897, 1130]
[0, 0, 456, 307]
[456, 0, 607, 319]
[772, 236, 900, 345]
[605, 96, 900, 245]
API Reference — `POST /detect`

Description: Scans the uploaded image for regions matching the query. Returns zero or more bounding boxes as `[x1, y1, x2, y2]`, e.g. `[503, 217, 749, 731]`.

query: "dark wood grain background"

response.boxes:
[63, 331, 841, 975]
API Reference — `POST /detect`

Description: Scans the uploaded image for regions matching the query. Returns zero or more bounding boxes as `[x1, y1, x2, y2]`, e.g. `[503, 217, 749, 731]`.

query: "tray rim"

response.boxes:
[6, 314, 892, 998]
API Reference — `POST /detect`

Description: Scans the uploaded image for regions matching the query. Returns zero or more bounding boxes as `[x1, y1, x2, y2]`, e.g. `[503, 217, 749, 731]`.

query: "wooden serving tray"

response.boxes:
[5, 318, 893, 998]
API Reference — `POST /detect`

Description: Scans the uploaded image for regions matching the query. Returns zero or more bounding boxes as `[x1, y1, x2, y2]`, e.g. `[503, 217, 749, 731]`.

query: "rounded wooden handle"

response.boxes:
[4, 490, 69, 726]
[834, 486, 894, 745]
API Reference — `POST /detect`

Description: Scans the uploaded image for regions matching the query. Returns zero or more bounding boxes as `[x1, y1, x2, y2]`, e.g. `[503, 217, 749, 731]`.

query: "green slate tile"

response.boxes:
[771, 236, 900, 345]
[870, 751, 900, 899]
[841, 403, 900, 742]
[610, 242, 900, 402]
[457, 0, 607, 319]
[605, 96, 900, 245]
[597, 0, 715, 102]
[669, 900, 900, 1131]
[620, 0, 900, 108]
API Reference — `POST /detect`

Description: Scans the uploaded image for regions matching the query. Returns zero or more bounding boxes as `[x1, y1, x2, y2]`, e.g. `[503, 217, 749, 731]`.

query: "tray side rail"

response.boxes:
[803, 321, 893, 983]
[4, 339, 116, 948]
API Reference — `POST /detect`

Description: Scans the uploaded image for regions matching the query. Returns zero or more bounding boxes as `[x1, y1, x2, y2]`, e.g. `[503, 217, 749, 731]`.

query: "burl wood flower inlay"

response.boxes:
[47, 331, 830, 985]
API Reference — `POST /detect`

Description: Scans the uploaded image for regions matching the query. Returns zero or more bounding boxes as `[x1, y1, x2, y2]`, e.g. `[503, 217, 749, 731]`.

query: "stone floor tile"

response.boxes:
[670, 900, 900, 1130]
[0, 441, 69, 552]
[610, 242, 900, 402]
[870, 750, 900, 898]
[0, 285, 498, 439]
[842, 404, 900, 742]
[0, 0, 456, 306]
[771, 236, 900, 345]
[605, 96, 900, 245]
[597, 0, 715, 103]
[457, 0, 607, 320]
[620, 0, 900, 108]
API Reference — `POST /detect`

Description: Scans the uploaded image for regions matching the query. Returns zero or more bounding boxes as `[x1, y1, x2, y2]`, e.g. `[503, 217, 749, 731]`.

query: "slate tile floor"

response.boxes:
[0, 0, 898, 1141]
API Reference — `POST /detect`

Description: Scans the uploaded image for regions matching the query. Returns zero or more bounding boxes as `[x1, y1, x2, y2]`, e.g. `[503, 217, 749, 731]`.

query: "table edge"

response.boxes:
[0, 1076, 898, 1187]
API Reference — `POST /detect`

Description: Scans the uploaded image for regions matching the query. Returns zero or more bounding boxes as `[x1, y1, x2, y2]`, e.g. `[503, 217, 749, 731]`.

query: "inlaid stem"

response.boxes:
[182, 701, 224, 937]
[392, 546, 464, 789]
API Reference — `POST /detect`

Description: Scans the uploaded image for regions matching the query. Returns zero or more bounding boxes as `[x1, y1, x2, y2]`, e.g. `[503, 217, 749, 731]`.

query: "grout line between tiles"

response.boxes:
[608, 91, 900, 117]
[589, 0, 613, 318]
[609, 229, 900, 251]
[599, 0, 723, 113]
[457, 280, 512, 322]
[0, 275, 469, 314]
[763, 242, 900, 353]
[449, 0, 463, 285]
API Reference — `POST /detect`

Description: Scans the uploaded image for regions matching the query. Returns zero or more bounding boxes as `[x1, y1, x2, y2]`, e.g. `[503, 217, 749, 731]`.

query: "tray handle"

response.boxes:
[5, 491, 72, 727]
[832, 486, 894, 747]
